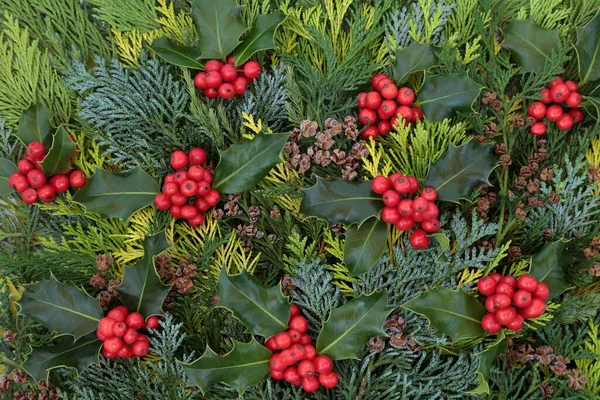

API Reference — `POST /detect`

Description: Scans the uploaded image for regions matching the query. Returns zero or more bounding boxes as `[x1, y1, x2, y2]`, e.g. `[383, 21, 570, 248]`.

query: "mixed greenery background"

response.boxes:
[1, 0, 600, 399]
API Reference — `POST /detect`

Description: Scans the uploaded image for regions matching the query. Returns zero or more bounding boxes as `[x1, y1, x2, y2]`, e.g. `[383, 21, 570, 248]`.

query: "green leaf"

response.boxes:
[22, 333, 100, 382]
[582, 84, 600, 120]
[432, 232, 450, 263]
[39, 126, 76, 176]
[402, 286, 486, 341]
[19, 275, 103, 340]
[191, 0, 248, 60]
[212, 133, 290, 194]
[425, 141, 498, 203]
[529, 240, 574, 300]
[316, 292, 392, 360]
[416, 73, 481, 122]
[114, 232, 172, 316]
[344, 217, 388, 276]
[392, 43, 438, 84]
[72, 167, 159, 221]
[575, 10, 600, 84]
[149, 36, 204, 69]
[0, 158, 18, 196]
[217, 268, 289, 338]
[468, 332, 507, 395]
[502, 19, 559, 72]
[233, 12, 286, 66]
[181, 338, 271, 396]
[16, 104, 53, 147]
[300, 178, 381, 226]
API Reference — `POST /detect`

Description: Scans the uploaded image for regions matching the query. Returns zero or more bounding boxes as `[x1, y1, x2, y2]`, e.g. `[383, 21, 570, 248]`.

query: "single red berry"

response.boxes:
[111, 322, 128, 337]
[10, 173, 29, 192]
[505, 314, 524, 331]
[357, 92, 368, 109]
[420, 187, 437, 202]
[359, 108, 377, 126]
[556, 114, 574, 130]
[365, 91, 382, 110]
[27, 169, 46, 189]
[243, 61, 261, 79]
[411, 197, 429, 212]
[18, 159, 35, 175]
[96, 330, 106, 342]
[302, 376, 320, 392]
[481, 313, 502, 334]
[204, 190, 221, 207]
[520, 298, 546, 319]
[421, 218, 440, 233]
[117, 346, 134, 359]
[170, 150, 188, 169]
[270, 353, 286, 371]
[107, 308, 128, 322]
[382, 189, 401, 207]
[371, 176, 391, 194]
[37, 184, 56, 203]
[274, 332, 293, 349]
[513, 290, 532, 308]
[180, 180, 198, 197]
[181, 204, 199, 220]
[397, 87, 415, 105]
[227, 56, 235, 64]
[155, 194, 172, 211]
[477, 276, 497, 296]
[232, 76, 248, 95]
[412, 211, 424, 222]
[194, 72, 208, 89]
[290, 344, 306, 362]
[136, 334, 149, 344]
[265, 336, 278, 351]
[361, 126, 379, 140]
[407, 176, 419, 193]
[173, 171, 188, 185]
[188, 166, 206, 182]
[495, 306, 517, 325]
[125, 312, 144, 330]
[493, 293, 512, 309]
[297, 360, 316, 377]
[194, 197, 210, 212]
[290, 304, 301, 318]
[123, 328, 139, 344]
[145, 316, 160, 329]
[300, 334, 312, 345]
[568, 108, 584, 123]
[539, 88, 552, 104]
[527, 102, 546, 119]
[548, 77, 564, 88]
[530, 121, 547, 136]
[279, 349, 295, 366]
[395, 216, 415, 231]
[377, 120, 392, 135]
[532, 282, 550, 301]
[485, 296, 498, 313]
[170, 193, 187, 207]
[131, 340, 149, 357]
[380, 81, 398, 100]
[397, 199, 414, 217]
[565, 92, 582, 108]
[313, 355, 333, 374]
[270, 369, 285, 380]
[26, 142, 46, 161]
[220, 64, 238, 82]
[377, 100, 397, 120]
[422, 202, 439, 220]
[375, 78, 393, 92]
[49, 174, 70, 193]
[564, 80, 578, 92]
[550, 83, 569, 102]
[387, 172, 402, 184]
[303, 344, 317, 360]
[204, 88, 218, 98]
[205, 71, 223, 88]
[97, 317, 116, 338]
[489, 273, 502, 283]
[319, 371, 339, 389]
[21, 188, 37, 204]
[289, 316, 308, 333]
[500, 275, 517, 289]
[288, 329, 302, 344]
[195, 180, 211, 197]
[381, 206, 401, 224]
[396, 105, 413, 124]
[205, 60, 223, 72]
[162, 182, 179, 196]
[411, 106, 424, 122]
[495, 283, 514, 298]
[517, 275, 538, 293]
[284, 366, 301, 384]
[187, 148, 207, 166]
[409, 229, 429, 250]
[545, 105, 563, 121]
[101, 348, 117, 359]
[218, 83, 235, 99]
[392, 176, 411, 194]
[170, 205, 182, 218]
[371, 74, 388, 90]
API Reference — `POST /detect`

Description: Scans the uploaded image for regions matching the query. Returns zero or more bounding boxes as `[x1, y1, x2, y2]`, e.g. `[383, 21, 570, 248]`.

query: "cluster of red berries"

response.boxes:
[154, 148, 220, 227]
[478, 273, 549, 334]
[371, 173, 439, 250]
[528, 77, 584, 135]
[96, 306, 160, 359]
[266, 305, 338, 392]
[357, 73, 423, 139]
[8, 141, 86, 204]
[193, 57, 261, 99]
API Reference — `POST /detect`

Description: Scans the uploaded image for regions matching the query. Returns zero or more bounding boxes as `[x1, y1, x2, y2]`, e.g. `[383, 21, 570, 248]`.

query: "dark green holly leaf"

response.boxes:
[233, 12, 286, 66]
[575, 10, 600, 84]
[19, 275, 103, 340]
[181, 338, 271, 395]
[582, 84, 600, 120]
[529, 240, 574, 300]
[114, 232, 172, 316]
[0, 158, 18, 196]
[149, 36, 204, 69]
[316, 292, 392, 360]
[16, 104, 53, 147]
[212, 133, 290, 194]
[425, 141, 498, 203]
[392, 43, 438, 84]
[402, 286, 486, 341]
[217, 268, 289, 338]
[191, 0, 248, 60]
[502, 19, 559, 72]
[72, 167, 159, 221]
[416, 73, 481, 121]
[344, 217, 388, 276]
[40, 126, 76, 176]
[300, 178, 381, 226]
[469, 332, 507, 394]
[22, 333, 100, 382]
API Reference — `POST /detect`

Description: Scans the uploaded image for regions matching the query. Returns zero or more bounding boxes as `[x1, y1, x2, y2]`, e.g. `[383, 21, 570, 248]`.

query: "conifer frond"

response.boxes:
[576, 319, 600, 395]
[87, 0, 157, 33]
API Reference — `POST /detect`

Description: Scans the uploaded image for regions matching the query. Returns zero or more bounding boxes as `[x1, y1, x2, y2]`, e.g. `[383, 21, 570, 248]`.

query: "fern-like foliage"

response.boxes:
[87, 0, 157, 33]
[0, 119, 20, 159]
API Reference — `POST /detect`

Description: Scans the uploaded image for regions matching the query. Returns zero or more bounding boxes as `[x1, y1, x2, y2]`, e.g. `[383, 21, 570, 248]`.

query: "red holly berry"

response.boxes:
[361, 126, 379, 140]
[477, 276, 497, 296]
[550, 83, 570, 102]
[564, 80, 578, 92]
[218, 83, 235, 99]
[284, 366, 301, 384]
[279, 349, 295, 366]
[420, 187, 437, 202]
[117, 345, 134, 359]
[101, 348, 117, 359]
[494, 293, 513, 309]
[530, 121, 547, 136]
[205, 71, 223, 88]
[96, 330, 106, 342]
[532, 282, 550, 301]
[180, 180, 198, 197]
[274, 332, 293, 349]
[18, 159, 35, 175]
[297, 360, 316, 377]
[365, 91, 382, 110]
[194, 197, 210, 212]
[565, 92, 582, 108]
[181, 204, 199, 220]
[170, 193, 187, 207]
[220, 64, 238, 82]
[505, 314, 524, 331]
[37, 184, 56, 203]
[204, 190, 221, 207]
[359, 108, 377, 126]
[375, 78, 393, 92]
[111, 322, 128, 337]
[196, 180, 211, 197]
[27, 169, 46, 189]
[517, 274, 538, 293]
[407, 176, 419, 193]
[411, 106, 423, 122]
[194, 72, 208, 89]
[381, 206, 401, 224]
[131, 340, 149, 357]
[380, 81, 398, 100]
[548, 77, 564, 88]
[395, 216, 415, 231]
[382, 189, 401, 207]
[290, 304, 301, 318]
[26, 142, 46, 161]
[377, 99, 397, 120]
[371, 74, 388, 90]
[397, 199, 414, 217]
[313, 355, 333, 374]
[169, 205, 182, 218]
[288, 329, 302, 343]
[205, 60, 223, 72]
[204, 88, 218, 98]
[411, 197, 429, 212]
[545, 105, 563, 121]
[107, 307, 128, 322]
[289, 316, 309, 333]
[377, 120, 391, 135]
[155, 194, 172, 211]
[270, 369, 285, 380]
[301, 376, 320, 392]
[186, 166, 204, 182]
[232, 76, 248, 95]
[495, 283, 514, 298]
[371, 176, 391, 194]
[520, 298, 546, 319]
[489, 273, 502, 283]
[421, 218, 440, 233]
[319, 372, 339, 389]
[495, 306, 517, 325]
[397, 87, 415, 105]
[527, 102, 546, 119]
[513, 290, 532, 308]
[500, 275, 517, 289]
[556, 114, 574, 130]
[170, 150, 188, 169]
[145, 316, 160, 329]
[290, 344, 306, 362]
[162, 182, 179, 196]
[481, 313, 502, 334]
[10, 173, 29, 192]
[243, 61, 261, 79]
[409, 229, 429, 250]
[265, 337, 277, 351]
[98, 317, 116, 338]
[303, 344, 317, 360]
[49, 174, 70, 193]
[485, 296, 498, 313]
[539, 88, 552, 104]
[125, 312, 144, 330]
[270, 354, 286, 371]
[357, 92, 368, 109]
[412, 211, 424, 222]
[568, 108, 584, 123]
[396, 105, 413, 123]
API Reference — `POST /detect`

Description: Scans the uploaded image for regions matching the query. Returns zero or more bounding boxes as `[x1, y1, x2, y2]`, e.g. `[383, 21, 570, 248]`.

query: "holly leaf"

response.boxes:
[190, 0, 248, 60]
[212, 133, 290, 194]
[22, 333, 100, 382]
[392, 43, 438, 84]
[575, 10, 600, 84]
[0, 158, 18, 196]
[114, 232, 172, 316]
[217, 268, 289, 338]
[416, 73, 481, 122]
[529, 240, 574, 300]
[233, 12, 286, 66]
[300, 178, 381, 226]
[16, 104, 53, 147]
[502, 19, 559, 72]
[402, 286, 486, 341]
[425, 141, 498, 203]
[149, 36, 204, 69]
[468, 332, 507, 394]
[72, 167, 159, 221]
[18, 275, 103, 340]
[583, 85, 600, 120]
[316, 292, 392, 360]
[39, 126, 76, 176]
[344, 217, 388, 276]
[181, 338, 271, 396]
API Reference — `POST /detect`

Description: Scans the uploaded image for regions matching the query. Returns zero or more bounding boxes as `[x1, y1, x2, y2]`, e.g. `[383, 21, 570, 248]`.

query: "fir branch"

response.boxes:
[87, 0, 157, 33]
